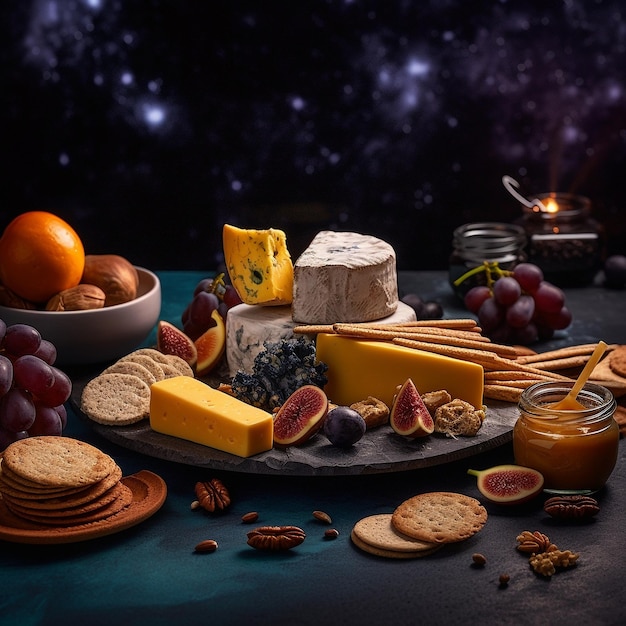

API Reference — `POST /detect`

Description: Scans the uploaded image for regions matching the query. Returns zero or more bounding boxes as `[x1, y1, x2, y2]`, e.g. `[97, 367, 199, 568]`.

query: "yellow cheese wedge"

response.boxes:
[149, 376, 273, 458]
[223, 224, 294, 305]
[315, 333, 484, 410]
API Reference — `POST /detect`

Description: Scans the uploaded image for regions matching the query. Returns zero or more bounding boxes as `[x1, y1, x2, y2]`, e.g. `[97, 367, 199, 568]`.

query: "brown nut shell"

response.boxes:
[81, 254, 139, 306]
[45, 284, 106, 311]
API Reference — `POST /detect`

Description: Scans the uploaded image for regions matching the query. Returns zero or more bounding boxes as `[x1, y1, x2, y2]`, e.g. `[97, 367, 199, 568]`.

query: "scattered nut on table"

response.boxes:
[194, 478, 231, 513]
[246, 526, 306, 551]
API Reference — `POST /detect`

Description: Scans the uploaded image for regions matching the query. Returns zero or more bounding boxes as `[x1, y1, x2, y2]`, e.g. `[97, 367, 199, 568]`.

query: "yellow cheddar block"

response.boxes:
[149, 376, 273, 458]
[223, 224, 293, 305]
[315, 333, 484, 410]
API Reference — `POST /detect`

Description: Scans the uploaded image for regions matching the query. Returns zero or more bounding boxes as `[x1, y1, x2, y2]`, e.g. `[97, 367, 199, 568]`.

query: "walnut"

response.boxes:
[433, 398, 486, 437]
[45, 284, 106, 311]
[516, 530, 558, 554]
[194, 479, 231, 513]
[350, 396, 390, 429]
[529, 549, 580, 577]
[246, 526, 306, 551]
[0, 284, 36, 309]
[422, 389, 452, 414]
[544, 495, 600, 520]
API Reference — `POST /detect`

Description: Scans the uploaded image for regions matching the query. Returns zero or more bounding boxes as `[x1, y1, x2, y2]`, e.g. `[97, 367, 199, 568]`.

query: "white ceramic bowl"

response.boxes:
[0, 267, 161, 366]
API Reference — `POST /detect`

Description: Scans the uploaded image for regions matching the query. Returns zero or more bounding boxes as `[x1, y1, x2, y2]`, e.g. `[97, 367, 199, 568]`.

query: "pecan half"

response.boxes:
[516, 530, 557, 554]
[246, 526, 306, 551]
[194, 479, 231, 513]
[544, 495, 600, 520]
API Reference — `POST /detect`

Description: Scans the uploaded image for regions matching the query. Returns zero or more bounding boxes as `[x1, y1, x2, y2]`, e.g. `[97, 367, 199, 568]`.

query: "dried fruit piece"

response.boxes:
[390, 378, 434, 438]
[323, 406, 366, 448]
[194, 309, 226, 376]
[467, 465, 544, 505]
[157, 320, 198, 368]
[272, 385, 328, 447]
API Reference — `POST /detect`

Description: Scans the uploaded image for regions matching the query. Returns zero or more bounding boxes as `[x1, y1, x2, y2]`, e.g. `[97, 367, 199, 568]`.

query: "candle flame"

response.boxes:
[544, 198, 559, 213]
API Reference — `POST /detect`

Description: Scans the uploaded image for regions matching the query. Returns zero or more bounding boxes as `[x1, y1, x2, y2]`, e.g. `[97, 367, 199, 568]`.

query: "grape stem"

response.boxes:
[453, 261, 511, 289]
[211, 273, 227, 300]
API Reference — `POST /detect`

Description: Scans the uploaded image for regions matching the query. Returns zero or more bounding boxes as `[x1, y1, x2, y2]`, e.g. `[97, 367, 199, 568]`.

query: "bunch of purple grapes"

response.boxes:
[463, 263, 572, 345]
[0, 319, 71, 451]
[181, 274, 242, 341]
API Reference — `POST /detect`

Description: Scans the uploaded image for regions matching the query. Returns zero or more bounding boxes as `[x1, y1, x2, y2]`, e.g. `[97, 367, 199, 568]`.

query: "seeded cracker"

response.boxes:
[81, 372, 151, 425]
[391, 492, 488, 544]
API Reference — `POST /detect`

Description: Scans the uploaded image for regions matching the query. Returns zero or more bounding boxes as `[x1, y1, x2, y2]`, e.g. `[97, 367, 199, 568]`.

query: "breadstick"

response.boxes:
[293, 324, 335, 335]
[333, 324, 517, 357]
[483, 385, 523, 403]
[515, 344, 609, 364]
[484, 370, 557, 382]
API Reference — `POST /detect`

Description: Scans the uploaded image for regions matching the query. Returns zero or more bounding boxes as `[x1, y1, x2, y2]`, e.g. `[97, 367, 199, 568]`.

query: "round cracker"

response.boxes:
[163, 354, 195, 377]
[2, 465, 122, 511]
[2, 436, 118, 488]
[126, 348, 172, 365]
[350, 531, 442, 559]
[117, 353, 165, 381]
[609, 346, 626, 378]
[103, 361, 157, 387]
[81, 372, 151, 425]
[352, 514, 439, 553]
[391, 492, 488, 544]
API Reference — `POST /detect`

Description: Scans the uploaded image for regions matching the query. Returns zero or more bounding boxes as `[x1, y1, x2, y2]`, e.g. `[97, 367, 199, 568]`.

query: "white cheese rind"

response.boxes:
[292, 231, 399, 324]
[225, 301, 417, 377]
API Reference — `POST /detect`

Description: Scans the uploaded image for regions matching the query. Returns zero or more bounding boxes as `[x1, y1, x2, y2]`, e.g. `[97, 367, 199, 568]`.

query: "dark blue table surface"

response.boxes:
[1, 271, 625, 626]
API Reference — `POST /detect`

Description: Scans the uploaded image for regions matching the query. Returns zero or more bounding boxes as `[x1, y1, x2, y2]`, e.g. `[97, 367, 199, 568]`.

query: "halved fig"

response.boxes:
[273, 385, 328, 448]
[157, 320, 198, 368]
[194, 310, 226, 376]
[467, 464, 544, 505]
[390, 378, 434, 438]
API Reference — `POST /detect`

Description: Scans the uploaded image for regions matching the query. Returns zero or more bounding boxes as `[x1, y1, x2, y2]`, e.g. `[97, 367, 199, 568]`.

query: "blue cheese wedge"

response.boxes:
[292, 231, 399, 324]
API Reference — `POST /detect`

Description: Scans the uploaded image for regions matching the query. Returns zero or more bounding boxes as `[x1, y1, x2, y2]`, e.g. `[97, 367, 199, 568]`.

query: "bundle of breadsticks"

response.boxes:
[293, 319, 616, 403]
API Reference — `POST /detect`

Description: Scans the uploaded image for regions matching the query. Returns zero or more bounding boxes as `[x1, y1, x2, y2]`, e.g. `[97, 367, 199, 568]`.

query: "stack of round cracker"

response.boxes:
[351, 492, 488, 559]
[0, 436, 131, 527]
[81, 348, 194, 426]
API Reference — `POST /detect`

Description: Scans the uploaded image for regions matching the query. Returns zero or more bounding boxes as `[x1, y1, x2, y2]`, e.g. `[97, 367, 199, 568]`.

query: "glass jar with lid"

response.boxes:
[514, 381, 619, 493]
[448, 222, 527, 299]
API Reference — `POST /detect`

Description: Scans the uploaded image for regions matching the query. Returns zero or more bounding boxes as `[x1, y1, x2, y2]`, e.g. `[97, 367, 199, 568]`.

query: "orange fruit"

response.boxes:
[0, 211, 85, 303]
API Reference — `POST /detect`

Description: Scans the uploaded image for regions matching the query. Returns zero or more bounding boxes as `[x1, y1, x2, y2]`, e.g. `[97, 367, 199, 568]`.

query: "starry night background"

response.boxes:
[2, 0, 626, 272]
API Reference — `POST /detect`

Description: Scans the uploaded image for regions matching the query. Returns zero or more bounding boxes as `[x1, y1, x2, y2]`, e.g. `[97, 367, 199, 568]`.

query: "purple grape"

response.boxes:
[534, 282, 565, 314]
[0, 318, 6, 345]
[193, 278, 214, 296]
[464, 286, 492, 314]
[0, 388, 36, 432]
[55, 404, 68, 429]
[506, 295, 535, 328]
[513, 322, 539, 345]
[493, 276, 521, 306]
[3, 323, 42, 357]
[0, 354, 13, 397]
[33, 339, 57, 365]
[0, 427, 28, 450]
[222, 285, 242, 308]
[29, 403, 63, 436]
[477, 297, 504, 332]
[512, 263, 544, 293]
[189, 291, 220, 327]
[13, 355, 55, 398]
[35, 366, 72, 407]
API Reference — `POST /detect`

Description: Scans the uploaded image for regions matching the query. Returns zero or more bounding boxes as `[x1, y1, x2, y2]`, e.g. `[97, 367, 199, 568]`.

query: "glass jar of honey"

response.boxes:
[514, 381, 618, 493]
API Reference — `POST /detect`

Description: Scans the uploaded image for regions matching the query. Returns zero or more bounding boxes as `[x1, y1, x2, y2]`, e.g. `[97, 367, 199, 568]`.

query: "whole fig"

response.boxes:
[323, 406, 366, 448]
